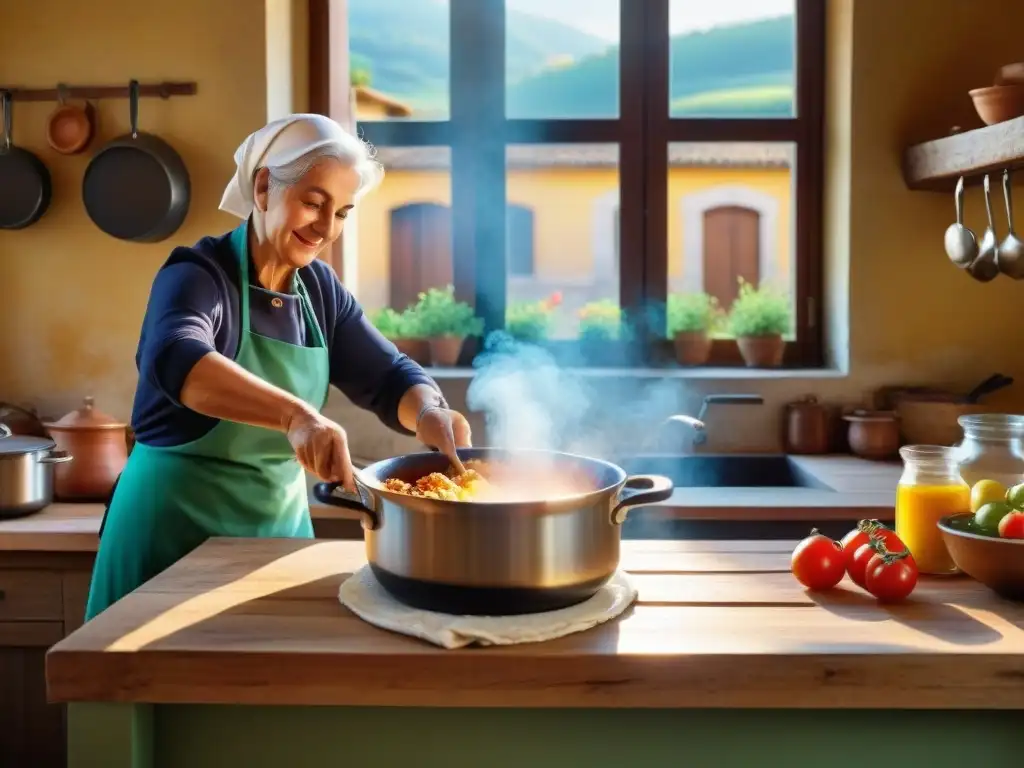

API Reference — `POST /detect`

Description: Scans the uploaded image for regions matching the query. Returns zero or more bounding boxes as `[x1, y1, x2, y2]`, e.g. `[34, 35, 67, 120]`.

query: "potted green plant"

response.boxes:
[726, 279, 792, 368]
[412, 285, 485, 366]
[506, 291, 562, 343]
[667, 292, 720, 366]
[577, 299, 622, 343]
[370, 307, 430, 365]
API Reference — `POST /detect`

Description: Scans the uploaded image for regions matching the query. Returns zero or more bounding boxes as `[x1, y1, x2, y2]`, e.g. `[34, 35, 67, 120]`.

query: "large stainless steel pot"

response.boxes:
[0, 423, 73, 517]
[313, 447, 674, 615]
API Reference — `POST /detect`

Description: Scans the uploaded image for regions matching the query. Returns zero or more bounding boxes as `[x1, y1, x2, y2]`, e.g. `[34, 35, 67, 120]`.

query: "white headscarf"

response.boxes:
[219, 113, 380, 219]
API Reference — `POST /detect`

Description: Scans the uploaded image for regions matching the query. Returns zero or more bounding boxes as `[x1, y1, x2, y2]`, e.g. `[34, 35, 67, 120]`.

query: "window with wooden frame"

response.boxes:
[310, 0, 824, 368]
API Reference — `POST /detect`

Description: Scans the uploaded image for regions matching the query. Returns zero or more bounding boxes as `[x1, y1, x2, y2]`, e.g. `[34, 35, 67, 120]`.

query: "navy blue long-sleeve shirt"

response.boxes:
[130, 227, 437, 446]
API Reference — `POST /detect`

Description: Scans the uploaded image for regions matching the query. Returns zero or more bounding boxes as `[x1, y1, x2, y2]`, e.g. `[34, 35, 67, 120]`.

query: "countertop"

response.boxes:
[0, 499, 352, 553]
[46, 536, 1024, 709]
[0, 455, 899, 552]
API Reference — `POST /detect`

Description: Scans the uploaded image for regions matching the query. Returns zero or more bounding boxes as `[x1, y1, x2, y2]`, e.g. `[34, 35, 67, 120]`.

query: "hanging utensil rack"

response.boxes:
[0, 81, 197, 102]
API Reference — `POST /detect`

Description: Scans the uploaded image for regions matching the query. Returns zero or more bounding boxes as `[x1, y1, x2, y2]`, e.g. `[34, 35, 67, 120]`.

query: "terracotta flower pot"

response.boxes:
[672, 330, 712, 366]
[736, 334, 784, 368]
[392, 337, 432, 366]
[428, 335, 465, 366]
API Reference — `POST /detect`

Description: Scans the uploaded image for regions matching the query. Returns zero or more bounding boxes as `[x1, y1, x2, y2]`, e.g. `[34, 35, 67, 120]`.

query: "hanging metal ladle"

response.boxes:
[997, 168, 1024, 279]
[945, 176, 978, 269]
[966, 174, 999, 282]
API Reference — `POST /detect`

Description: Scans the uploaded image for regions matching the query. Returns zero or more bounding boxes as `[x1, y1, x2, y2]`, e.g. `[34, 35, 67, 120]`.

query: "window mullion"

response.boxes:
[451, 0, 506, 337]
[636, 0, 670, 363]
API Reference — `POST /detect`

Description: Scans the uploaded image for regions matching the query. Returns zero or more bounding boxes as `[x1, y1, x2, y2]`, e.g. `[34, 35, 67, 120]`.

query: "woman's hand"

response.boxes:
[416, 406, 472, 466]
[284, 407, 355, 492]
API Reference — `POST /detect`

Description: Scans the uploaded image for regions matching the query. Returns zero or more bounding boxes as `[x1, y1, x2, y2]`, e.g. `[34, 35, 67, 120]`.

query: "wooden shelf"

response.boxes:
[903, 116, 1024, 191]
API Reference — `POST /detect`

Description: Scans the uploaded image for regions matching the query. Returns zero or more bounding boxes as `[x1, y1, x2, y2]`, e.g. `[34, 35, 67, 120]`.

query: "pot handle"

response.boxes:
[610, 475, 674, 526]
[0, 423, 10, 439]
[312, 482, 381, 531]
[39, 450, 73, 464]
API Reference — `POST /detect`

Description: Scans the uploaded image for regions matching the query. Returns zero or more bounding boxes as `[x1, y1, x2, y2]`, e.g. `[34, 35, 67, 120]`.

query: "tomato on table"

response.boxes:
[840, 520, 904, 580]
[865, 553, 918, 602]
[847, 541, 879, 588]
[861, 532, 919, 603]
[791, 529, 845, 591]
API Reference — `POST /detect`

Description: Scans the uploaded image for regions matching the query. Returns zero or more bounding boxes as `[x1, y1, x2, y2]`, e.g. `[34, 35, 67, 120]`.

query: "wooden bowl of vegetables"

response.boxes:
[938, 512, 1024, 601]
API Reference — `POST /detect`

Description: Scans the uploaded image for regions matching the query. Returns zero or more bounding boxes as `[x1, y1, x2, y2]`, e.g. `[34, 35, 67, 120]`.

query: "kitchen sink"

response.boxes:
[617, 454, 833, 490]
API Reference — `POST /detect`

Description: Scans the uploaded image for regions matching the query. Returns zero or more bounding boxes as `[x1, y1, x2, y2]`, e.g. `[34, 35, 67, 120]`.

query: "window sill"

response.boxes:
[425, 366, 847, 381]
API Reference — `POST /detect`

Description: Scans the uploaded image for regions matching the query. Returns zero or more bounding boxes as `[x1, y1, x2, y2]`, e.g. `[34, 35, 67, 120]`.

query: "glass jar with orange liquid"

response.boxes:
[895, 445, 969, 575]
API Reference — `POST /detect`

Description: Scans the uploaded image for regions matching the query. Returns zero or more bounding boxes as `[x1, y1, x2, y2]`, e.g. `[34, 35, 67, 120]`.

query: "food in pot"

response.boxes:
[384, 461, 491, 501]
[382, 459, 586, 502]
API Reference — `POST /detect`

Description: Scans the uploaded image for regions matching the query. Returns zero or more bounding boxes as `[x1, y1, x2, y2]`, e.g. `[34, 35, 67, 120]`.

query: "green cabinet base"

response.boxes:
[69, 703, 1020, 768]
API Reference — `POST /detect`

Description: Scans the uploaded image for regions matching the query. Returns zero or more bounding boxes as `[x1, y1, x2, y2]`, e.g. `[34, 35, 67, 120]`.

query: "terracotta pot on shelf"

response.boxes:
[44, 396, 128, 501]
[783, 395, 831, 455]
[672, 331, 712, 366]
[843, 409, 901, 461]
[428, 336, 464, 367]
[968, 84, 1024, 125]
[392, 337, 432, 366]
[736, 334, 784, 368]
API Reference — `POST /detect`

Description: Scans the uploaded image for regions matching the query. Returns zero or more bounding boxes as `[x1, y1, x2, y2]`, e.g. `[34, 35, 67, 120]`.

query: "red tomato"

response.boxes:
[840, 520, 902, 557]
[998, 510, 1024, 539]
[847, 541, 878, 588]
[840, 520, 904, 578]
[791, 530, 845, 591]
[865, 552, 919, 602]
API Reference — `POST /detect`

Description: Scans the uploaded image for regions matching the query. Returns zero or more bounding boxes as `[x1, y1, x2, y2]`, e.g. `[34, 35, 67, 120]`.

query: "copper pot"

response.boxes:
[843, 409, 900, 461]
[783, 395, 831, 455]
[45, 86, 96, 155]
[44, 396, 128, 501]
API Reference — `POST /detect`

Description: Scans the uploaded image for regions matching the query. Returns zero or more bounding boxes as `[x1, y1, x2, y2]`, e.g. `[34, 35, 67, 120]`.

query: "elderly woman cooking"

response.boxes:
[85, 115, 471, 620]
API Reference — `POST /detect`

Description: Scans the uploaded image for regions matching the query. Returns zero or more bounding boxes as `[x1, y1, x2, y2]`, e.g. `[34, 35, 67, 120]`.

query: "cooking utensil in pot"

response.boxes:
[313, 447, 674, 616]
[0, 91, 52, 230]
[963, 372, 1014, 403]
[45, 84, 95, 155]
[82, 79, 190, 242]
[967, 175, 1000, 282]
[945, 176, 978, 269]
[0, 423, 73, 518]
[997, 169, 1024, 279]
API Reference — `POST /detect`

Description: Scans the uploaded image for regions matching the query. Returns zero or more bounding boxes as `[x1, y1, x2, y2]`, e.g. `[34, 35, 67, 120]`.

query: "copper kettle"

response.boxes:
[44, 397, 128, 501]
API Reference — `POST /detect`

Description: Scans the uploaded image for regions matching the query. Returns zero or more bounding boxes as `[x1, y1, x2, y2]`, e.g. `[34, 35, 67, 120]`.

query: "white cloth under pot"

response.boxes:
[338, 566, 638, 649]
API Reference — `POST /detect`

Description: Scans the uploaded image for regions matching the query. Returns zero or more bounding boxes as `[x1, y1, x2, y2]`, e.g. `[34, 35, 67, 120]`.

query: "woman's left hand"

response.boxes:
[416, 407, 472, 461]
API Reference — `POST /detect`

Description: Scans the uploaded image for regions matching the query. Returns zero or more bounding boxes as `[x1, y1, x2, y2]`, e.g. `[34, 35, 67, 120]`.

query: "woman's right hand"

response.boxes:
[284, 407, 355, 492]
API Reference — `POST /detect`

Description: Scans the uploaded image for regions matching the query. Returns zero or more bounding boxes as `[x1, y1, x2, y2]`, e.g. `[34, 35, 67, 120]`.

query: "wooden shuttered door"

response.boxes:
[388, 203, 453, 311]
[702, 205, 760, 310]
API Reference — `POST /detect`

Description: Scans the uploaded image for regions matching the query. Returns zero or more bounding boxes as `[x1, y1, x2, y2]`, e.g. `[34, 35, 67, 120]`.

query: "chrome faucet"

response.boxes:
[664, 394, 764, 449]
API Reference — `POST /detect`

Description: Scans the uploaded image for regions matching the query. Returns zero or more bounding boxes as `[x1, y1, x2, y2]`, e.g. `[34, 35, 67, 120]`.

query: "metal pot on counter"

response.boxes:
[0, 423, 73, 517]
[313, 447, 674, 616]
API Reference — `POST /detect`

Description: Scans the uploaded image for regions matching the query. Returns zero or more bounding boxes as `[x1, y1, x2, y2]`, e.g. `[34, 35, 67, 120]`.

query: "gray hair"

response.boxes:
[263, 139, 384, 199]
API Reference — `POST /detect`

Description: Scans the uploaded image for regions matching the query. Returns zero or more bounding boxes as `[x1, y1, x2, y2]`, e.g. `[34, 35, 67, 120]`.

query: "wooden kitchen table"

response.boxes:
[46, 538, 1023, 768]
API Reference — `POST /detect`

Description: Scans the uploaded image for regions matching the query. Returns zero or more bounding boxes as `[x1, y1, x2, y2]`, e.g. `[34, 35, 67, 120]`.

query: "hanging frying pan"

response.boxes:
[0, 90, 52, 230]
[82, 80, 190, 243]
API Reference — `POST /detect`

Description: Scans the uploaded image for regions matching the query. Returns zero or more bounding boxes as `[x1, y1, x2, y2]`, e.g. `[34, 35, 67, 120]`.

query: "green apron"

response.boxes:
[85, 223, 330, 621]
